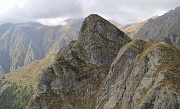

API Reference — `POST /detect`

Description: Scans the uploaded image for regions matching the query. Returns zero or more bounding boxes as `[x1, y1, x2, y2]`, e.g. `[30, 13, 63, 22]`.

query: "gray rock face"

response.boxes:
[134, 6, 180, 47]
[95, 39, 180, 109]
[27, 14, 131, 109]
[27, 14, 180, 109]
[79, 14, 131, 66]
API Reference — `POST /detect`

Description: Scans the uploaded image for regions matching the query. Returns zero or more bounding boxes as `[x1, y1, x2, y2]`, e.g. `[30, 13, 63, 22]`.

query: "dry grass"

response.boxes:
[5, 54, 56, 89]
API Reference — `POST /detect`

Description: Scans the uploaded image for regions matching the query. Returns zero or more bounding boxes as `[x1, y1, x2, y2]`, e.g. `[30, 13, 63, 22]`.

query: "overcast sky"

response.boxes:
[0, 0, 179, 25]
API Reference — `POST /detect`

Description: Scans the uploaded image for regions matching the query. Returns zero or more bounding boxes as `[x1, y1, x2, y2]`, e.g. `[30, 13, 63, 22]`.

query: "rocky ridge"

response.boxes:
[27, 14, 131, 109]
[27, 14, 180, 109]
[95, 39, 180, 109]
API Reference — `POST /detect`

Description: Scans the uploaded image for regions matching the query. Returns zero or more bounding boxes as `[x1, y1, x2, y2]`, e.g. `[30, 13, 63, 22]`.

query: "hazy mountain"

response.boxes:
[134, 6, 180, 47]
[108, 20, 123, 29]
[0, 18, 83, 74]
[65, 18, 84, 30]
[108, 16, 158, 39]
[122, 16, 158, 38]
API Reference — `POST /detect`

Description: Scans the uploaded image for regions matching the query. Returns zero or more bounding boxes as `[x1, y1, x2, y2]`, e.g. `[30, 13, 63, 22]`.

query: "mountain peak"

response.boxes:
[79, 14, 119, 33]
[26, 14, 180, 109]
[86, 14, 104, 19]
[27, 14, 132, 108]
[79, 14, 131, 65]
[79, 14, 131, 47]
[174, 5, 180, 10]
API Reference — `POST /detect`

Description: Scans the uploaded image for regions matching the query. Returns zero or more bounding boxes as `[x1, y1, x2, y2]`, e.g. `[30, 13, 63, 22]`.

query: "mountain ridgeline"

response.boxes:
[0, 18, 83, 74]
[134, 6, 180, 47]
[27, 14, 131, 109]
[0, 6, 180, 109]
[26, 14, 180, 109]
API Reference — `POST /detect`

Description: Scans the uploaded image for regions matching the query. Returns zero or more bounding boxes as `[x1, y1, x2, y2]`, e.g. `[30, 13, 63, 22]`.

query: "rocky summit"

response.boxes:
[27, 14, 180, 109]
[79, 14, 131, 65]
[27, 14, 131, 109]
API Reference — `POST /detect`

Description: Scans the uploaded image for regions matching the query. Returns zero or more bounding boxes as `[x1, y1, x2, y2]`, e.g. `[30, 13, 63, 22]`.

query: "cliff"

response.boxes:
[27, 14, 180, 109]
[27, 14, 131, 109]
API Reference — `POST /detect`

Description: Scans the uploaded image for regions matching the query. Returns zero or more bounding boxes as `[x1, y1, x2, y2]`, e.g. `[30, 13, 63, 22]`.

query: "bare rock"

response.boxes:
[95, 40, 180, 109]
[79, 14, 131, 66]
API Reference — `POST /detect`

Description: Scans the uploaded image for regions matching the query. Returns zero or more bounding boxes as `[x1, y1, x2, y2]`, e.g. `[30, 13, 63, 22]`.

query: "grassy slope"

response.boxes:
[0, 54, 56, 109]
[122, 16, 158, 38]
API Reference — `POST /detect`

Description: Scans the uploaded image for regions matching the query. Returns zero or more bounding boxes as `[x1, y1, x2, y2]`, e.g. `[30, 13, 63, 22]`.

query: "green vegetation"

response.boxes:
[0, 54, 55, 109]
[6, 54, 56, 88]
[0, 80, 33, 109]
[155, 44, 180, 93]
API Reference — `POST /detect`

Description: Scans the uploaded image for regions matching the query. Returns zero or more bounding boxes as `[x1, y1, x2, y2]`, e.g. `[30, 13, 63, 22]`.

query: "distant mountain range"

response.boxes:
[3, 6, 179, 74]
[0, 18, 83, 74]
[122, 16, 158, 38]
[111, 6, 180, 47]
[134, 6, 180, 46]
[0, 6, 180, 109]
[109, 16, 158, 38]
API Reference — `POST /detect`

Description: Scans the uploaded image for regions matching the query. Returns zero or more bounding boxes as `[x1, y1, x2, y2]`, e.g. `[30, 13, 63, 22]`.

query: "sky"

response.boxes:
[0, 0, 179, 25]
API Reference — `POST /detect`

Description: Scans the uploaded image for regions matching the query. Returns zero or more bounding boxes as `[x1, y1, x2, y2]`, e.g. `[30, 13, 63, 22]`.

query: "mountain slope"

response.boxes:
[27, 14, 131, 109]
[95, 39, 180, 109]
[27, 14, 180, 109]
[122, 16, 158, 38]
[0, 19, 83, 74]
[0, 53, 55, 109]
[134, 6, 180, 47]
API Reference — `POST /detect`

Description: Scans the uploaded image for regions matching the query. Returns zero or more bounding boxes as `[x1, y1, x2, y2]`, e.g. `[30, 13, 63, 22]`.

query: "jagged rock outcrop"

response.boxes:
[134, 6, 180, 47]
[27, 14, 131, 109]
[79, 14, 130, 65]
[95, 39, 180, 109]
[27, 14, 180, 109]
[0, 19, 83, 74]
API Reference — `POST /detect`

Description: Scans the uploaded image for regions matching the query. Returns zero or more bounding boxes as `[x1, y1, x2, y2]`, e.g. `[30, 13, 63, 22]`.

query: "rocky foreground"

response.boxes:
[27, 14, 180, 109]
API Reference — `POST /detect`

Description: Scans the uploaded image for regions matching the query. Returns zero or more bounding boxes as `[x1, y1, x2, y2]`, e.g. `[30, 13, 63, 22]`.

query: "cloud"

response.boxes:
[0, 0, 83, 24]
[37, 17, 67, 26]
[0, 0, 179, 25]
[81, 0, 180, 24]
[17, 0, 83, 18]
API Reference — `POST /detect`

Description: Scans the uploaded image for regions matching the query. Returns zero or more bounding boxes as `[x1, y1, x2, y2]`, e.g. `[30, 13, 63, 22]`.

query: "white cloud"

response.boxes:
[0, 0, 179, 25]
[81, 0, 180, 24]
[37, 17, 67, 26]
